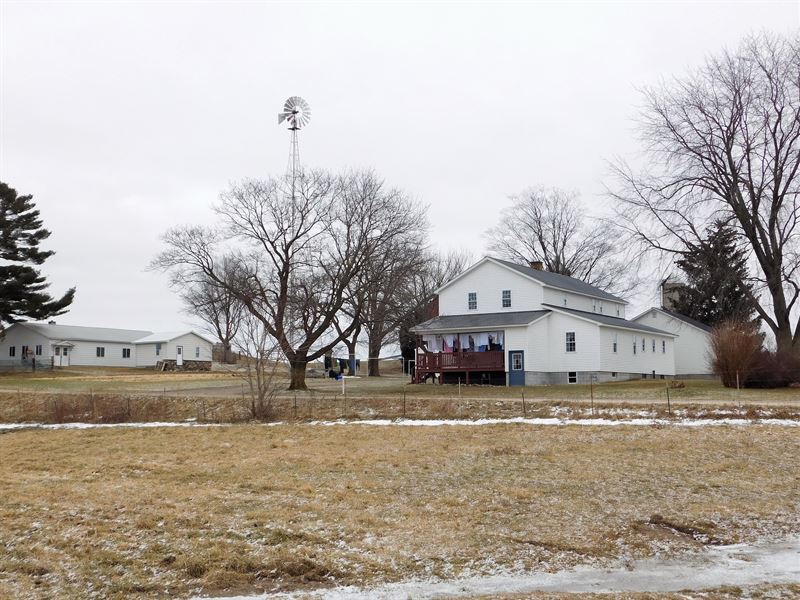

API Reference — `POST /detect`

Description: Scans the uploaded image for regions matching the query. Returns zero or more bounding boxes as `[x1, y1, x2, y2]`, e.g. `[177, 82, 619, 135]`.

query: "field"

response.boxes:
[1, 422, 799, 599]
[0, 366, 799, 422]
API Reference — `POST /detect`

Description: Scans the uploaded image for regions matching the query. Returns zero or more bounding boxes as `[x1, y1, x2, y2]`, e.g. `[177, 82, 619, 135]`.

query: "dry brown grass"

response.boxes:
[0, 424, 798, 599]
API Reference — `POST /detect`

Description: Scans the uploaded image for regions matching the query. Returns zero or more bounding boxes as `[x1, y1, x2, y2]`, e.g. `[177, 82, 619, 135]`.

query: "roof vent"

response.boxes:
[530, 261, 544, 271]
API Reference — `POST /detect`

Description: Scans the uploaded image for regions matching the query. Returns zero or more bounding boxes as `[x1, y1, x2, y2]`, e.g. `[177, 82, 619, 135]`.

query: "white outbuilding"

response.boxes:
[631, 307, 714, 376]
[0, 322, 214, 369]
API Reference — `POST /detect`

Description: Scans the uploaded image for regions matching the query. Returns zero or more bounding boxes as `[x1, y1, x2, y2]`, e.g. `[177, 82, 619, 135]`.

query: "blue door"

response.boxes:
[508, 350, 525, 386]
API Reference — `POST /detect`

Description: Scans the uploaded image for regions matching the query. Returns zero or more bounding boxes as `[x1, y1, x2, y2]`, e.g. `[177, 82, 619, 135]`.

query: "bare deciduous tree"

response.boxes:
[170, 257, 244, 364]
[485, 187, 634, 296]
[153, 169, 412, 390]
[611, 32, 800, 352]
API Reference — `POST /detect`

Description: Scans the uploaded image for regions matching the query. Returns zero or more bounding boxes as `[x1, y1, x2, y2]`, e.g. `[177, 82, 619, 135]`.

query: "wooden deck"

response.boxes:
[414, 351, 504, 384]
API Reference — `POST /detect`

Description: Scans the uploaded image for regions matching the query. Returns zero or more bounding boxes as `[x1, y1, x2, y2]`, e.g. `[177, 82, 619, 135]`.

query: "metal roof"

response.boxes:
[410, 310, 549, 333]
[18, 323, 152, 343]
[133, 331, 216, 344]
[542, 304, 677, 336]
[492, 257, 626, 304]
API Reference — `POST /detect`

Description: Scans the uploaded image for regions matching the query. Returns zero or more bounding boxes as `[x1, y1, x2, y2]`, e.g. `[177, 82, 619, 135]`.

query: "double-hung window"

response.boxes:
[8, 346, 15, 357]
[652, 339, 656, 352]
[501, 290, 511, 308]
[156, 343, 162, 356]
[642, 339, 646, 352]
[195, 346, 200, 358]
[35, 344, 42, 356]
[633, 338, 637, 355]
[467, 292, 477, 310]
[96, 347, 105, 358]
[612, 334, 618, 353]
[122, 348, 131, 359]
[662, 340, 666, 354]
[565, 331, 576, 353]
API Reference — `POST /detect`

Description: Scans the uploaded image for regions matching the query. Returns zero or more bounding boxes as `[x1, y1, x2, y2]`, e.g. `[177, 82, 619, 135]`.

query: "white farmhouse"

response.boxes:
[0, 322, 214, 369]
[631, 307, 713, 376]
[410, 257, 677, 385]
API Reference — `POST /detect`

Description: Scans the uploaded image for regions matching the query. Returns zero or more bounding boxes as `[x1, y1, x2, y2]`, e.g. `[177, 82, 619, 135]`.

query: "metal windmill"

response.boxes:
[278, 96, 311, 185]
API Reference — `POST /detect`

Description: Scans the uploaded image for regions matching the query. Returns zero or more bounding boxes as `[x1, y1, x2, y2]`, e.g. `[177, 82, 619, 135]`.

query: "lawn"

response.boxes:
[0, 423, 798, 599]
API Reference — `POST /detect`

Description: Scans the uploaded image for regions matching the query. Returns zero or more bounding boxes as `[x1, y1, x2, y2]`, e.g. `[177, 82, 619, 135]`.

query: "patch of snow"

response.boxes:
[2, 416, 799, 433]
[192, 536, 800, 599]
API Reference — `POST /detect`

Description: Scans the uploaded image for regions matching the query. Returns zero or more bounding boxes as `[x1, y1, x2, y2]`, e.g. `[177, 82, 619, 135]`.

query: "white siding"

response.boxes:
[164, 333, 213, 362]
[598, 326, 676, 376]
[438, 261, 544, 315]
[135, 333, 213, 366]
[543, 312, 602, 372]
[65, 341, 137, 367]
[0, 325, 53, 363]
[136, 343, 159, 367]
[632, 310, 712, 375]
[541, 287, 625, 318]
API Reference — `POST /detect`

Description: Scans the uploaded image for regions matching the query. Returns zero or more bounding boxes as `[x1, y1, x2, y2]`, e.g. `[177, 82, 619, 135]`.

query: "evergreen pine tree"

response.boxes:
[672, 220, 758, 326]
[0, 182, 75, 325]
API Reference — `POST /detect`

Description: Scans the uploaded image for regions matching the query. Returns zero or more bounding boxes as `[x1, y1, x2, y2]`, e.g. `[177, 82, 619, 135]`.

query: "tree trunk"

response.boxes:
[367, 338, 382, 377]
[222, 341, 233, 364]
[288, 357, 308, 390]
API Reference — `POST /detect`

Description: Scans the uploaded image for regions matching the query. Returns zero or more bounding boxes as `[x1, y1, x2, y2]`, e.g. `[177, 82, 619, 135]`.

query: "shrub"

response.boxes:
[709, 320, 762, 388]
[744, 350, 800, 388]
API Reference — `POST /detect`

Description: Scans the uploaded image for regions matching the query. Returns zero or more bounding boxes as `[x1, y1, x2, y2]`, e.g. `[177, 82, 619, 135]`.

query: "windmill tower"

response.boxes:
[278, 96, 311, 189]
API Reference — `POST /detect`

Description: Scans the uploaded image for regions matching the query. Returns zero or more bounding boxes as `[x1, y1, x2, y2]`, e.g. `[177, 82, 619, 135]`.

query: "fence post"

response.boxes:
[665, 380, 671, 416]
[522, 389, 527, 418]
[590, 376, 594, 416]
[402, 389, 406, 419]
[293, 392, 298, 420]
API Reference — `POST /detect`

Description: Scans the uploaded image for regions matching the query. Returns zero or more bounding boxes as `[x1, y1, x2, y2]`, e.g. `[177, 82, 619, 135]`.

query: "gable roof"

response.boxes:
[410, 310, 549, 333]
[634, 307, 713, 333]
[133, 331, 216, 344]
[436, 257, 626, 304]
[16, 322, 152, 344]
[542, 304, 677, 336]
[492, 258, 625, 303]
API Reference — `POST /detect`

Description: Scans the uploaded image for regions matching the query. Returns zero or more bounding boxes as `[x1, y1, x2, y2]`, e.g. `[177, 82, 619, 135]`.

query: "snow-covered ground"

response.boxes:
[2, 416, 800, 432]
[193, 536, 800, 599]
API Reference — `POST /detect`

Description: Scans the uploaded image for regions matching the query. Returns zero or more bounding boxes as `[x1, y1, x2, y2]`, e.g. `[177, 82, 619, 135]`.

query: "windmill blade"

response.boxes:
[278, 113, 287, 124]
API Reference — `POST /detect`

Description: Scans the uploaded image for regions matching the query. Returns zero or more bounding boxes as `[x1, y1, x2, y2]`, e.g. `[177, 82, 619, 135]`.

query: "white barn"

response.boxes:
[632, 307, 713, 376]
[411, 257, 677, 385]
[0, 322, 214, 368]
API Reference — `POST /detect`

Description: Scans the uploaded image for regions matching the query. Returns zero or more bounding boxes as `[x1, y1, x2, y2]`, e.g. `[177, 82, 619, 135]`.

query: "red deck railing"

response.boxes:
[417, 351, 504, 372]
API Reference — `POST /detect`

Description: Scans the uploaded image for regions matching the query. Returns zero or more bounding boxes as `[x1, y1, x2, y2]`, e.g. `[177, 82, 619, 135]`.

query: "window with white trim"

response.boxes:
[616, 306, 620, 316]
[122, 348, 131, 358]
[642, 338, 646, 352]
[662, 340, 666, 353]
[599, 301, 604, 314]
[195, 346, 200, 358]
[8, 346, 15, 357]
[96, 347, 105, 358]
[467, 292, 477, 310]
[568, 371, 577, 384]
[156, 343, 162, 356]
[565, 331, 576, 352]
[633, 338, 637, 355]
[612, 333, 618, 353]
[592, 300, 597, 312]
[652, 339, 656, 352]
[563, 297, 567, 306]
[35, 344, 42, 356]
[501, 289, 511, 308]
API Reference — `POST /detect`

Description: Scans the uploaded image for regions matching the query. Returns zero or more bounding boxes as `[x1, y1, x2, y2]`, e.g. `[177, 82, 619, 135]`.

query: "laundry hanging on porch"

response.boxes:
[422, 335, 441, 352]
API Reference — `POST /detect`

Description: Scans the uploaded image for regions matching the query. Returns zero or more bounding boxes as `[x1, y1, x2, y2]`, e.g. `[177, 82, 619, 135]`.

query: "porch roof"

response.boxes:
[410, 310, 549, 333]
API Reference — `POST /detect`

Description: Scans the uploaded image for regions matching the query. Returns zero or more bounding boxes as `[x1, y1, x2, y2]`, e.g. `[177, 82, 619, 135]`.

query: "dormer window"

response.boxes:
[592, 300, 597, 312]
[616, 306, 620, 316]
[502, 290, 511, 308]
[563, 297, 567, 306]
[467, 292, 477, 310]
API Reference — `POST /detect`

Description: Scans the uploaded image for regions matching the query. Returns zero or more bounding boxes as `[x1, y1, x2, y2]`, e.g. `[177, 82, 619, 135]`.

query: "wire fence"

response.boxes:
[0, 383, 797, 426]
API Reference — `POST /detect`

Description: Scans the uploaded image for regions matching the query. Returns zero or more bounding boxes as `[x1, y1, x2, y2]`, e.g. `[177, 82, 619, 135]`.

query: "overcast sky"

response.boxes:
[1, 1, 798, 335]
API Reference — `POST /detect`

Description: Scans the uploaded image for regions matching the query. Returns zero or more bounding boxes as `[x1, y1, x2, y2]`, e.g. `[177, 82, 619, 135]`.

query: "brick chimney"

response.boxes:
[530, 261, 544, 271]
